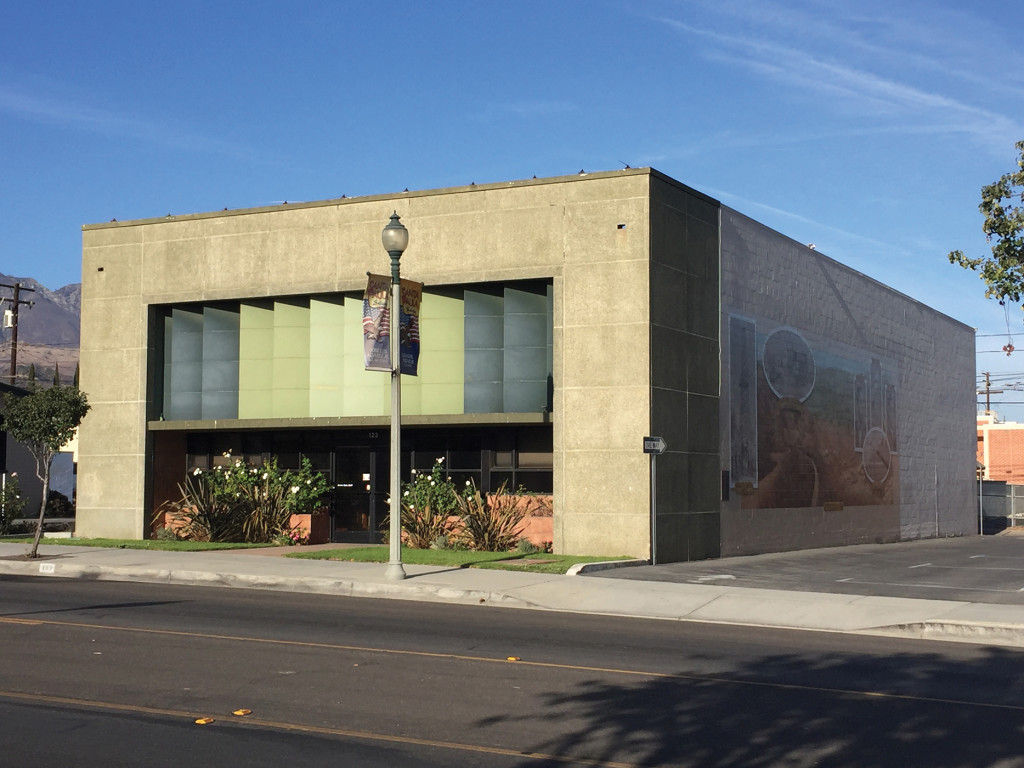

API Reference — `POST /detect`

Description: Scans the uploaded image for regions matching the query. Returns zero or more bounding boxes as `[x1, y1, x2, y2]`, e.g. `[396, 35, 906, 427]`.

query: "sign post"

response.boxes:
[643, 436, 667, 565]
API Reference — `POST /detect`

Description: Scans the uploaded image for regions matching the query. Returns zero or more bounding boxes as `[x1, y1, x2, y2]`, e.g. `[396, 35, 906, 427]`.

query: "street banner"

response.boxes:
[399, 278, 422, 376]
[362, 274, 391, 372]
[362, 274, 422, 376]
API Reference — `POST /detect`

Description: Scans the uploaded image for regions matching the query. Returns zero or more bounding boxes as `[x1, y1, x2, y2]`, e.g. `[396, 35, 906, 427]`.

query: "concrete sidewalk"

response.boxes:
[4, 540, 1024, 647]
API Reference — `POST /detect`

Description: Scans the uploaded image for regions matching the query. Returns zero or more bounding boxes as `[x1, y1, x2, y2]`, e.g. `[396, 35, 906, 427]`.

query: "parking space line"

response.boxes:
[839, 579, 1024, 594]
[914, 564, 1024, 572]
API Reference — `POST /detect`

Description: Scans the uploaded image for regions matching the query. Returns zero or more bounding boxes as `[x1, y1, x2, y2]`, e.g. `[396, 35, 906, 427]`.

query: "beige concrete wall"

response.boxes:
[78, 170, 657, 557]
[78, 226, 149, 538]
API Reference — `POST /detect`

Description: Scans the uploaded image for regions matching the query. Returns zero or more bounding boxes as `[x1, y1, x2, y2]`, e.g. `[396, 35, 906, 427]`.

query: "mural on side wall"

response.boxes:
[729, 315, 899, 509]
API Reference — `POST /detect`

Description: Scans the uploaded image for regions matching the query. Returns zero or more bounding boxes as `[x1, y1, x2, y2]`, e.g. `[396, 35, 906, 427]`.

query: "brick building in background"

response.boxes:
[977, 412, 1024, 481]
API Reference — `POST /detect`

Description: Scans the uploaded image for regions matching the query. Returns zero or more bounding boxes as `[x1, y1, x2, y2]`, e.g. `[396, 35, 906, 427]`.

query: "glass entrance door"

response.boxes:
[331, 447, 379, 543]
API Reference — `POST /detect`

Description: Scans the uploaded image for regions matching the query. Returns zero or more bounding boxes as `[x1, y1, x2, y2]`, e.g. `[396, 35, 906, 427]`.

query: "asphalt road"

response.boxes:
[2, 576, 1024, 767]
[593, 534, 1024, 604]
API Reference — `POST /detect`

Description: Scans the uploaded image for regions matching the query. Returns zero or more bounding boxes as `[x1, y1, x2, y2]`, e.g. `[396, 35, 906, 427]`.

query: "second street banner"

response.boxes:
[362, 274, 421, 376]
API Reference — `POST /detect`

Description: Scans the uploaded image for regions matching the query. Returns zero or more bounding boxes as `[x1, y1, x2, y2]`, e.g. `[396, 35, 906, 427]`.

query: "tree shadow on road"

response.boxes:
[485, 643, 1024, 767]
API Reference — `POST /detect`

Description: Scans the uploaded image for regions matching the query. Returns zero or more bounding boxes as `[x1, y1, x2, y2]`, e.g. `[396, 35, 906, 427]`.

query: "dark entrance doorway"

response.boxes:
[331, 446, 386, 543]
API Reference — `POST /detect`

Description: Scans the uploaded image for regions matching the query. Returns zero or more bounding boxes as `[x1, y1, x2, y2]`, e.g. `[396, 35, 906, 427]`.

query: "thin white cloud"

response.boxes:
[650, 119, 990, 174]
[0, 81, 253, 159]
[654, 11, 1021, 152]
[680, 0, 1024, 98]
[470, 100, 576, 122]
[702, 183, 893, 254]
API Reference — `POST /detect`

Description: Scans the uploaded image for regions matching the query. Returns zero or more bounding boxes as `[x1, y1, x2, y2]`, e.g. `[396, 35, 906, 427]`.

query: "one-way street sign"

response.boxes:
[643, 436, 667, 454]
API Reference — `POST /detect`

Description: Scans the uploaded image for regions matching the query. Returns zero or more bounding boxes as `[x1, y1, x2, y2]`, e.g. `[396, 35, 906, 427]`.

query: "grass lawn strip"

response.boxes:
[1, 537, 271, 552]
[286, 546, 630, 574]
[1, 537, 630, 574]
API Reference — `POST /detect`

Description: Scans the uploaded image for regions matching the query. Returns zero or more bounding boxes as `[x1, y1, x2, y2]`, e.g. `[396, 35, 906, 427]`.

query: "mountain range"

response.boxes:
[0, 273, 81, 386]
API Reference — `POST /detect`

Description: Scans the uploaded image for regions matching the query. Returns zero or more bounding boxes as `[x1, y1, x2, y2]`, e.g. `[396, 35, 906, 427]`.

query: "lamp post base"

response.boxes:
[385, 561, 407, 581]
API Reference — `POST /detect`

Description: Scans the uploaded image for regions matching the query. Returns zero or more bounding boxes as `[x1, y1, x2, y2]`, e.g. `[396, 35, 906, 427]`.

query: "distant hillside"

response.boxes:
[0, 273, 80, 386]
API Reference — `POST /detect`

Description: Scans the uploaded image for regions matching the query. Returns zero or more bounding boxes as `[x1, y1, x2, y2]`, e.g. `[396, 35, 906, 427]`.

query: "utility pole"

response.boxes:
[978, 372, 1004, 415]
[0, 282, 35, 386]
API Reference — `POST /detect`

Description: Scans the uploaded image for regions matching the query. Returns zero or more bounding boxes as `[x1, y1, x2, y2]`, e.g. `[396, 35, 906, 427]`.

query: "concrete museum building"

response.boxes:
[77, 168, 977, 562]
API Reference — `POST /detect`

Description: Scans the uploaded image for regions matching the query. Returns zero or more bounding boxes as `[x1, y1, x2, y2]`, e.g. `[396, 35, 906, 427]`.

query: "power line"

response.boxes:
[0, 282, 34, 386]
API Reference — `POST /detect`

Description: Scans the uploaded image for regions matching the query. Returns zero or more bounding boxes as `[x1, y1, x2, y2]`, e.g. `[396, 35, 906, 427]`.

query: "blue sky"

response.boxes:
[2, 0, 1023, 416]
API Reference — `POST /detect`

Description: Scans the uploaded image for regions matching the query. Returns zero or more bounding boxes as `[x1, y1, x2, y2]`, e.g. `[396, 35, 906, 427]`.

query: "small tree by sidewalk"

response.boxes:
[1, 386, 90, 558]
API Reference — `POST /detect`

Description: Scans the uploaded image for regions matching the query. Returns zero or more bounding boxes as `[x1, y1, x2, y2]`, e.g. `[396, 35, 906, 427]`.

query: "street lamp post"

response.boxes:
[382, 211, 409, 581]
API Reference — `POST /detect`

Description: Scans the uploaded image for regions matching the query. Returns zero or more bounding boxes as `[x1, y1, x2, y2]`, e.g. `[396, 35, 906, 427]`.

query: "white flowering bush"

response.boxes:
[0, 473, 26, 534]
[161, 455, 329, 543]
[389, 458, 461, 549]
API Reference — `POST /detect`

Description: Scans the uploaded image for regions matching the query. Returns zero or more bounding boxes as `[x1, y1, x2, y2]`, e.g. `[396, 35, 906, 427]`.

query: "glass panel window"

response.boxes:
[449, 471, 481, 492]
[514, 471, 553, 494]
[212, 453, 234, 468]
[489, 471, 513, 492]
[188, 453, 210, 471]
[211, 434, 239, 461]
[492, 450, 514, 468]
[412, 454, 441, 473]
[411, 432, 446, 472]
[517, 450, 551, 469]
[516, 428, 552, 469]
[273, 432, 301, 469]
[241, 433, 267, 456]
[448, 433, 481, 469]
[302, 451, 331, 471]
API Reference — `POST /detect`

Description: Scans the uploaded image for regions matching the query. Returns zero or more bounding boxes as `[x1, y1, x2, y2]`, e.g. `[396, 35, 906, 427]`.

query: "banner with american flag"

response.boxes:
[362, 274, 422, 375]
[398, 278, 422, 376]
[362, 274, 391, 372]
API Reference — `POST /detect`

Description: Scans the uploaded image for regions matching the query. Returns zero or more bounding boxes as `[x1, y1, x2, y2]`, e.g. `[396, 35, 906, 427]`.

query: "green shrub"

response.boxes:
[154, 525, 181, 542]
[455, 480, 528, 552]
[160, 455, 329, 544]
[160, 472, 244, 542]
[515, 537, 542, 555]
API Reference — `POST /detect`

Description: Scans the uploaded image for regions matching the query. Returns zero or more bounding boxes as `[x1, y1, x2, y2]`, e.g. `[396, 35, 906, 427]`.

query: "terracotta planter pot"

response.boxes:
[289, 513, 331, 544]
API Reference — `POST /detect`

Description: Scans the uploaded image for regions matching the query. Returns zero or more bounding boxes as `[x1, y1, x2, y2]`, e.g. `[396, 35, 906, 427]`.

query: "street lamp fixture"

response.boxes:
[383, 211, 408, 580]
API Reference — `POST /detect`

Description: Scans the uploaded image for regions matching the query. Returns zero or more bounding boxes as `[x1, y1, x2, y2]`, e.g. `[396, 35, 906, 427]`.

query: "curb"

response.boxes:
[566, 559, 648, 575]
[0, 559, 542, 611]
[867, 620, 1024, 647]
[6, 554, 1024, 649]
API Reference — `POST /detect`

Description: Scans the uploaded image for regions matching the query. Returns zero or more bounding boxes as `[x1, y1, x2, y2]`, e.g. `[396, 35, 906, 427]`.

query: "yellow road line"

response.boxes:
[0, 689, 634, 768]
[2, 615, 1023, 713]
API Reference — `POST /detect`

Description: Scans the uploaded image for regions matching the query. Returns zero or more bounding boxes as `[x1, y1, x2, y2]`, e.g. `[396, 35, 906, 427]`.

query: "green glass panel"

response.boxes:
[310, 296, 347, 417]
[239, 301, 274, 419]
[409, 292, 464, 415]
[342, 299, 389, 416]
[201, 306, 239, 419]
[272, 299, 309, 418]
